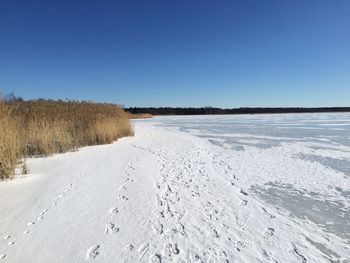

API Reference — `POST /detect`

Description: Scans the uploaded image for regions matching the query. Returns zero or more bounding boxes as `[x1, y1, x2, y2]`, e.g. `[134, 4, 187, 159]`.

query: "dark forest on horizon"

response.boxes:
[126, 107, 350, 116]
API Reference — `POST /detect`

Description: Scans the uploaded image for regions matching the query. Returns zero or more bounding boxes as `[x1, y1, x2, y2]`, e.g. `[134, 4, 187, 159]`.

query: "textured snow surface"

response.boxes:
[0, 113, 350, 262]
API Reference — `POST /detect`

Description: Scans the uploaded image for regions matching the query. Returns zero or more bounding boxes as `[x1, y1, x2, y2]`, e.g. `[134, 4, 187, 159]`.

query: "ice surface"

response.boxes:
[148, 113, 350, 260]
[252, 182, 350, 241]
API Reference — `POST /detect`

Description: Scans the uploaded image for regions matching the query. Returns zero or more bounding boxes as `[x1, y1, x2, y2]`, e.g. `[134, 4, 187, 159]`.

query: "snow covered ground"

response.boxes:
[1, 113, 350, 262]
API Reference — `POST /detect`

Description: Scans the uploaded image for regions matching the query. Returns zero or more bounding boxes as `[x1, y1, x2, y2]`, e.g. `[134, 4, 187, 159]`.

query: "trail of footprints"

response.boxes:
[85, 148, 188, 262]
[86, 151, 176, 261]
[147, 143, 287, 261]
[144, 146, 201, 261]
[156, 145, 228, 260]
[0, 161, 95, 261]
[85, 154, 140, 261]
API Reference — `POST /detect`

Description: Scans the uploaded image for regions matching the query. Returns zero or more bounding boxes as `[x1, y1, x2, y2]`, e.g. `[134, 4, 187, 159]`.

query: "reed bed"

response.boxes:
[129, 113, 153, 119]
[0, 100, 133, 179]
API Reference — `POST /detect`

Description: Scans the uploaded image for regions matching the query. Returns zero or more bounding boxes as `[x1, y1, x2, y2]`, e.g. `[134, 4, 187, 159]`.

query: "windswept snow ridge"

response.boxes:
[0, 113, 350, 262]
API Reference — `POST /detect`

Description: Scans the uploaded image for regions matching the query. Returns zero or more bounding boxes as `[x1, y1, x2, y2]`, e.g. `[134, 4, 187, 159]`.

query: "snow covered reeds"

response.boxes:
[0, 100, 133, 179]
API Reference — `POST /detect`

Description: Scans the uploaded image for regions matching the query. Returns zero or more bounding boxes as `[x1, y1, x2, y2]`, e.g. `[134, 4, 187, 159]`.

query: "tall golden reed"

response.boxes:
[0, 100, 133, 179]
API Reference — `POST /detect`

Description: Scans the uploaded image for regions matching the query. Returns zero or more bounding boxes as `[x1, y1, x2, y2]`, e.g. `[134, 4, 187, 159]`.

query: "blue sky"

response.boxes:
[0, 0, 349, 107]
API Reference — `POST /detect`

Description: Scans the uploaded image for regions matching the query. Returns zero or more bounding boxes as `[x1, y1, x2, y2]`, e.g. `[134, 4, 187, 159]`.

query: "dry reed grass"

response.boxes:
[0, 100, 133, 179]
[129, 113, 153, 119]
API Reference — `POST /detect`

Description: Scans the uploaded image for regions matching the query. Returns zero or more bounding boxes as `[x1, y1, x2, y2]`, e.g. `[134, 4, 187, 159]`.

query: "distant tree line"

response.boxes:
[126, 106, 350, 115]
[0, 91, 24, 102]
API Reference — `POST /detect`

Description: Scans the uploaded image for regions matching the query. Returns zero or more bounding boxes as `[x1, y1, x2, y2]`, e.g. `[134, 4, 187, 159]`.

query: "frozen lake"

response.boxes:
[144, 113, 350, 260]
[156, 113, 350, 148]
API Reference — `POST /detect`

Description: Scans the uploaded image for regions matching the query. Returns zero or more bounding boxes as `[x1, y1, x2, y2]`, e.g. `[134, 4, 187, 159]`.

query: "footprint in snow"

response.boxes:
[0, 254, 6, 260]
[119, 185, 127, 191]
[56, 194, 65, 200]
[127, 164, 135, 171]
[23, 230, 30, 234]
[240, 200, 248, 206]
[177, 224, 187, 237]
[3, 235, 11, 240]
[109, 207, 119, 214]
[52, 202, 57, 207]
[235, 241, 247, 251]
[240, 189, 248, 196]
[86, 245, 100, 260]
[292, 243, 307, 263]
[138, 243, 149, 261]
[213, 229, 220, 238]
[264, 228, 275, 238]
[149, 254, 161, 263]
[262, 207, 276, 219]
[124, 244, 134, 251]
[152, 223, 163, 235]
[37, 216, 44, 221]
[27, 222, 35, 226]
[39, 209, 48, 215]
[7, 241, 15, 246]
[105, 222, 119, 235]
[118, 194, 128, 201]
[163, 243, 179, 257]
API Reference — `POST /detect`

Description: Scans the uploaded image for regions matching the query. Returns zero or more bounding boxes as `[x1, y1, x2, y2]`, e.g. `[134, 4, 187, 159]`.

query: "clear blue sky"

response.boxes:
[0, 0, 349, 107]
